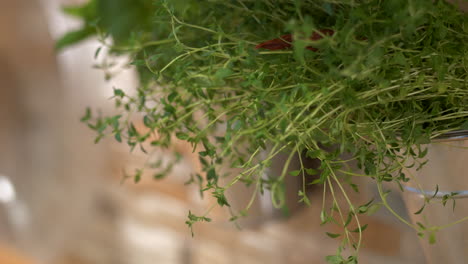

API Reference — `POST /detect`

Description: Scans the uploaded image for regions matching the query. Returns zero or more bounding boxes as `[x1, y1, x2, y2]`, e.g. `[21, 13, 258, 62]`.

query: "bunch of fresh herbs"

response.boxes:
[60, 0, 468, 262]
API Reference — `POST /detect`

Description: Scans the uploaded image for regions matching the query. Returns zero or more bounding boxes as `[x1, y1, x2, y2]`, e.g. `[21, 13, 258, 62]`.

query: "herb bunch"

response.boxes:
[60, 0, 468, 262]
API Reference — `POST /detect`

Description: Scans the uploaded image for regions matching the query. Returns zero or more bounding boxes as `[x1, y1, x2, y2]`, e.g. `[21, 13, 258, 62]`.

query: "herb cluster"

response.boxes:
[61, 0, 468, 262]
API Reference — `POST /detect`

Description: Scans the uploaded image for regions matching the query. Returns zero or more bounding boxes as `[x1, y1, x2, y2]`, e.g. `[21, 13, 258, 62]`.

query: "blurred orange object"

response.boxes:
[0, 244, 35, 264]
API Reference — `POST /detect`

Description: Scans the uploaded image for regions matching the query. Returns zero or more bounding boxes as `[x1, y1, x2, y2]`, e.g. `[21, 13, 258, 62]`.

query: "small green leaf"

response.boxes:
[366, 203, 382, 216]
[94, 134, 104, 144]
[214, 68, 233, 79]
[310, 178, 323, 185]
[113, 88, 125, 98]
[305, 168, 318, 175]
[306, 149, 323, 159]
[429, 232, 436, 244]
[153, 173, 165, 179]
[212, 187, 230, 207]
[114, 132, 122, 142]
[94, 46, 102, 59]
[207, 168, 217, 182]
[81, 107, 92, 122]
[62, 0, 96, 19]
[130, 59, 146, 66]
[432, 185, 439, 199]
[349, 183, 359, 193]
[416, 222, 426, 230]
[414, 204, 425, 215]
[325, 255, 344, 264]
[344, 212, 353, 227]
[351, 224, 368, 233]
[290, 170, 300, 176]
[143, 115, 152, 128]
[298, 190, 311, 206]
[168, 91, 178, 102]
[320, 210, 327, 223]
[392, 52, 407, 66]
[326, 232, 341, 238]
[176, 132, 189, 140]
[128, 123, 138, 137]
[55, 26, 94, 51]
[134, 169, 142, 183]
[358, 199, 374, 214]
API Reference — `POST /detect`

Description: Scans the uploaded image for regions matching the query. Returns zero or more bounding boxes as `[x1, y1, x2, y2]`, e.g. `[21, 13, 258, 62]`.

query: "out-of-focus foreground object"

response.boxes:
[0, 244, 36, 264]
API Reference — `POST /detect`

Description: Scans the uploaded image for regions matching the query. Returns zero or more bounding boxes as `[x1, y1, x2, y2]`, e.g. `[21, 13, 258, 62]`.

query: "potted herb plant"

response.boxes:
[58, 0, 468, 262]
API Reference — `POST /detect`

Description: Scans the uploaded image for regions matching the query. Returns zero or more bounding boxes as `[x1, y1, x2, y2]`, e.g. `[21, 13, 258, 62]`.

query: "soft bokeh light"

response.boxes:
[0, 175, 15, 204]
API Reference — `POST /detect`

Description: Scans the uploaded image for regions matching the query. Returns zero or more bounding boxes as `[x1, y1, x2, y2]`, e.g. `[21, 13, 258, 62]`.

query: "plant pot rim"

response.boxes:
[405, 130, 468, 198]
[433, 130, 468, 142]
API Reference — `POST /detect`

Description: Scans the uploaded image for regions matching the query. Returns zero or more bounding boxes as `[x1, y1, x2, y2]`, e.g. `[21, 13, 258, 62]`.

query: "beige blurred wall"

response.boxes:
[0, 0, 122, 263]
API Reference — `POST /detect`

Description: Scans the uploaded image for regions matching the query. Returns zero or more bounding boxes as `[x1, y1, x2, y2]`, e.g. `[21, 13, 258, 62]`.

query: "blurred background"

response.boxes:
[0, 0, 466, 263]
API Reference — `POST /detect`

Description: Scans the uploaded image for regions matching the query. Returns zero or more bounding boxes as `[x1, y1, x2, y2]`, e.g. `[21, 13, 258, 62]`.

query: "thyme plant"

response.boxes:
[60, 0, 468, 262]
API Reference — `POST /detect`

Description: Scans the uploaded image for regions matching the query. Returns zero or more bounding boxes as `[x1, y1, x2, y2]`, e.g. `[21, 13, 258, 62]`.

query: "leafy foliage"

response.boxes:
[62, 0, 468, 262]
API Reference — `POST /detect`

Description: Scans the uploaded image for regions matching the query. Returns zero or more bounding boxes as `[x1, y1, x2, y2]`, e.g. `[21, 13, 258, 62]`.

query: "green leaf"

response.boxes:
[128, 123, 138, 137]
[418, 147, 429, 159]
[431, 185, 439, 199]
[320, 210, 327, 224]
[325, 255, 344, 264]
[358, 199, 374, 214]
[55, 26, 94, 51]
[351, 224, 368, 233]
[310, 178, 323, 185]
[326, 232, 341, 238]
[290, 170, 300, 176]
[305, 168, 318, 175]
[212, 187, 230, 207]
[414, 204, 425, 215]
[134, 169, 142, 183]
[130, 59, 146, 66]
[143, 115, 152, 128]
[96, 0, 154, 44]
[176, 132, 189, 140]
[186, 210, 212, 237]
[94, 46, 102, 59]
[416, 222, 426, 230]
[214, 68, 233, 79]
[207, 168, 217, 182]
[113, 88, 125, 98]
[429, 231, 436, 244]
[62, 0, 97, 19]
[349, 183, 359, 193]
[168, 91, 178, 102]
[344, 212, 353, 227]
[153, 173, 165, 179]
[392, 52, 407, 66]
[366, 203, 382, 216]
[306, 149, 323, 159]
[298, 190, 311, 206]
[114, 132, 122, 142]
[80, 107, 92, 122]
[94, 134, 104, 144]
